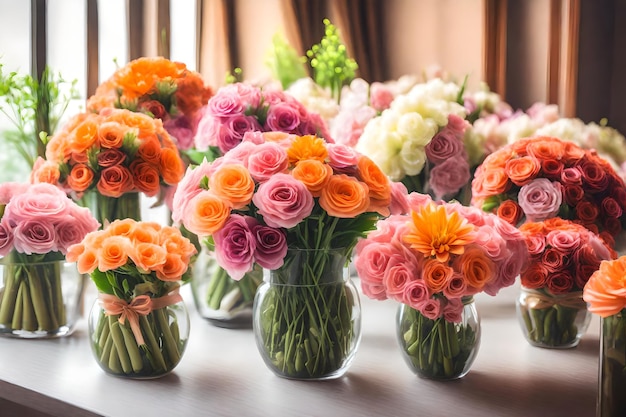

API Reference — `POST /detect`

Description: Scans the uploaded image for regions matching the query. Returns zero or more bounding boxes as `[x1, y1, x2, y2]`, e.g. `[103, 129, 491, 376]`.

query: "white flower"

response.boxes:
[400, 140, 427, 178]
[286, 77, 339, 120]
[396, 112, 437, 146]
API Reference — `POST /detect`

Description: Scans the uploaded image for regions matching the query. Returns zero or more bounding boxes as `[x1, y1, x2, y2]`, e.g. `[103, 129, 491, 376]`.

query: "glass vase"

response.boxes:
[88, 191, 141, 226]
[516, 287, 591, 348]
[598, 310, 626, 416]
[87, 294, 190, 379]
[0, 258, 85, 338]
[191, 247, 262, 328]
[253, 248, 361, 380]
[396, 297, 481, 380]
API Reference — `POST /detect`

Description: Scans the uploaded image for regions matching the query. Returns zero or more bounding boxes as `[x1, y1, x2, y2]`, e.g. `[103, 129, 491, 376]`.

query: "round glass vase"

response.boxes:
[252, 248, 361, 380]
[597, 310, 626, 417]
[516, 287, 591, 348]
[396, 296, 481, 380]
[87, 294, 190, 379]
[191, 247, 263, 328]
[0, 258, 85, 338]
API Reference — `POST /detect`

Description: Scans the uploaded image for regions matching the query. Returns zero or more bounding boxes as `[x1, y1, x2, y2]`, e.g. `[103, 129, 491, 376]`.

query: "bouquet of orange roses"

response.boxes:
[86, 57, 213, 155]
[31, 108, 185, 225]
[173, 131, 392, 379]
[471, 136, 626, 248]
[67, 219, 197, 377]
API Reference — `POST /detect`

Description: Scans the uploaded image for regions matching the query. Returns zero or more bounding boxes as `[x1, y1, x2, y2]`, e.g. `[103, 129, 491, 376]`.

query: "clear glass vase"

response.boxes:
[88, 295, 190, 379]
[396, 297, 481, 380]
[253, 248, 361, 380]
[87, 191, 141, 226]
[191, 247, 262, 328]
[516, 287, 591, 348]
[597, 310, 626, 416]
[0, 259, 85, 338]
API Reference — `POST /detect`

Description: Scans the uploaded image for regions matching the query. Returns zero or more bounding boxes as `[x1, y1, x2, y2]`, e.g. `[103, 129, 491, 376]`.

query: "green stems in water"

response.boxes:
[599, 311, 626, 417]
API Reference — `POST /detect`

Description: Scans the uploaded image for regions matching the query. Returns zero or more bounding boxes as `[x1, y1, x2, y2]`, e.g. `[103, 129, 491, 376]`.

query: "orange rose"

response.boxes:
[209, 164, 255, 209]
[186, 191, 231, 236]
[287, 135, 328, 165]
[106, 219, 137, 238]
[97, 236, 133, 271]
[129, 222, 160, 244]
[159, 227, 197, 261]
[497, 200, 523, 226]
[130, 160, 161, 197]
[159, 148, 185, 185]
[67, 163, 95, 192]
[505, 156, 540, 186]
[70, 119, 99, 154]
[98, 121, 126, 149]
[526, 137, 565, 161]
[319, 174, 370, 218]
[584, 258, 626, 317]
[175, 74, 213, 116]
[291, 159, 332, 197]
[97, 165, 134, 197]
[358, 155, 391, 217]
[76, 247, 99, 274]
[520, 263, 549, 289]
[457, 246, 496, 292]
[422, 259, 454, 293]
[481, 168, 511, 196]
[137, 134, 162, 164]
[132, 242, 167, 272]
[30, 158, 61, 185]
[484, 147, 516, 170]
[156, 253, 189, 281]
[45, 135, 71, 162]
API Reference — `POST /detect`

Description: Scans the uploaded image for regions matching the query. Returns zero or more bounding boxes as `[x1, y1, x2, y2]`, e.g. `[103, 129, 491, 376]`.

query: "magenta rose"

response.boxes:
[518, 178, 563, 222]
[253, 224, 287, 270]
[0, 221, 14, 257]
[213, 214, 257, 280]
[252, 173, 314, 229]
[429, 156, 470, 200]
[264, 102, 301, 132]
[12, 219, 57, 255]
[247, 142, 289, 182]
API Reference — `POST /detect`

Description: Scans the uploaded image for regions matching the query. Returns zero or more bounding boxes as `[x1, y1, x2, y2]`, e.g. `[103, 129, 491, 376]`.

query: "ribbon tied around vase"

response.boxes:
[521, 288, 586, 310]
[99, 289, 182, 346]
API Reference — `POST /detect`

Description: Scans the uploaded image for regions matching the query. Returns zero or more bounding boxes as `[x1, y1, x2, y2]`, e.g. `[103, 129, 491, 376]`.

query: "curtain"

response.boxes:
[196, 0, 237, 88]
[279, 0, 328, 58]
[329, 0, 386, 82]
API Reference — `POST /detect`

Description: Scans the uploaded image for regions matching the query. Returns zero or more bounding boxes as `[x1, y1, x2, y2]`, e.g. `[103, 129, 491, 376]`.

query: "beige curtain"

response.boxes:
[197, 0, 237, 88]
[329, 0, 386, 82]
[279, 0, 328, 59]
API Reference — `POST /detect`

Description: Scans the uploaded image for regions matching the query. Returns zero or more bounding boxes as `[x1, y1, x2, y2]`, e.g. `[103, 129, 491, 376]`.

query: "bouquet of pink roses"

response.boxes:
[193, 82, 332, 156]
[0, 182, 99, 335]
[355, 192, 528, 379]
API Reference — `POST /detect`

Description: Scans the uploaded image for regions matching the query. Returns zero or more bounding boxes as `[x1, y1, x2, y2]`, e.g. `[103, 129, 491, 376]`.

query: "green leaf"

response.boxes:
[90, 269, 114, 294]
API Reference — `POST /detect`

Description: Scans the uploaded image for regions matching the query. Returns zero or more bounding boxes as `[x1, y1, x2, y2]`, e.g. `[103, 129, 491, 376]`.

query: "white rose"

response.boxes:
[400, 139, 427, 177]
[397, 112, 437, 146]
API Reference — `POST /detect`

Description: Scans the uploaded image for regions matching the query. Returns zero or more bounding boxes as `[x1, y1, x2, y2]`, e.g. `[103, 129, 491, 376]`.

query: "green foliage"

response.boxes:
[266, 33, 308, 90]
[0, 64, 78, 168]
[306, 18, 358, 102]
[225, 67, 244, 84]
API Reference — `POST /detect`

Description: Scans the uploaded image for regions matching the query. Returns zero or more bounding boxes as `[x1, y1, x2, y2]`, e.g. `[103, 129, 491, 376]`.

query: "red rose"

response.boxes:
[563, 185, 585, 206]
[97, 165, 134, 197]
[602, 197, 623, 219]
[579, 158, 609, 192]
[575, 201, 599, 224]
[97, 148, 127, 167]
[541, 158, 564, 180]
[614, 187, 626, 208]
[546, 271, 574, 294]
[603, 217, 623, 237]
[542, 247, 568, 273]
[574, 263, 598, 289]
[520, 263, 549, 289]
[139, 99, 169, 120]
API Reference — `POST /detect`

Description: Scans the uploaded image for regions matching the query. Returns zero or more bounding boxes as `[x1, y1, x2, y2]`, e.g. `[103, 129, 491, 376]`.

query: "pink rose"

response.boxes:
[518, 178, 563, 222]
[425, 128, 465, 165]
[369, 82, 394, 112]
[207, 88, 245, 118]
[407, 192, 433, 209]
[331, 107, 376, 147]
[171, 162, 213, 225]
[419, 297, 442, 320]
[442, 297, 464, 323]
[12, 219, 57, 255]
[252, 224, 287, 270]
[241, 131, 267, 145]
[68, 205, 100, 238]
[443, 273, 468, 300]
[55, 214, 90, 254]
[232, 83, 262, 108]
[261, 89, 288, 106]
[0, 182, 30, 205]
[5, 185, 69, 224]
[524, 233, 546, 255]
[264, 102, 301, 132]
[401, 279, 431, 311]
[302, 112, 333, 143]
[252, 173, 314, 229]
[222, 141, 258, 167]
[194, 110, 220, 150]
[474, 227, 506, 260]
[389, 181, 410, 215]
[587, 234, 613, 261]
[0, 221, 14, 256]
[213, 214, 257, 280]
[546, 229, 581, 253]
[354, 241, 399, 300]
[327, 144, 360, 170]
[164, 115, 197, 151]
[561, 167, 583, 185]
[247, 142, 289, 182]
[429, 155, 470, 200]
[218, 115, 262, 153]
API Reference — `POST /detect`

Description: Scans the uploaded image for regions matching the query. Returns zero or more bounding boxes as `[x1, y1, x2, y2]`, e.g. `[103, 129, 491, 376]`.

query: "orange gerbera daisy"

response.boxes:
[286, 135, 328, 166]
[404, 203, 476, 263]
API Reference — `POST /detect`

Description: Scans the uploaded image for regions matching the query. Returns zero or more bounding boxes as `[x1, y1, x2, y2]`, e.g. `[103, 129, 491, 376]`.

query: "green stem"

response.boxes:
[0, 264, 20, 324]
[139, 315, 168, 372]
[154, 307, 180, 366]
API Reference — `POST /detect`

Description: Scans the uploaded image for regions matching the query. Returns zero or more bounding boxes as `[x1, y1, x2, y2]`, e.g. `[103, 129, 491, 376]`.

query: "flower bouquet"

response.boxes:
[355, 193, 528, 379]
[30, 107, 185, 225]
[583, 257, 626, 416]
[517, 218, 615, 348]
[356, 78, 473, 203]
[471, 136, 626, 248]
[86, 57, 213, 155]
[193, 82, 332, 156]
[173, 131, 392, 379]
[0, 182, 99, 337]
[67, 218, 197, 378]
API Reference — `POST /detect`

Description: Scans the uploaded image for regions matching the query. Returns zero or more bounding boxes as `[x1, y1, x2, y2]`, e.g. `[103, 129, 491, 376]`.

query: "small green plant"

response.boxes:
[266, 33, 308, 90]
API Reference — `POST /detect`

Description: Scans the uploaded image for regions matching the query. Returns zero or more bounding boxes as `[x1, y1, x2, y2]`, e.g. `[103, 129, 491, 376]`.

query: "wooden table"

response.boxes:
[0, 282, 600, 417]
